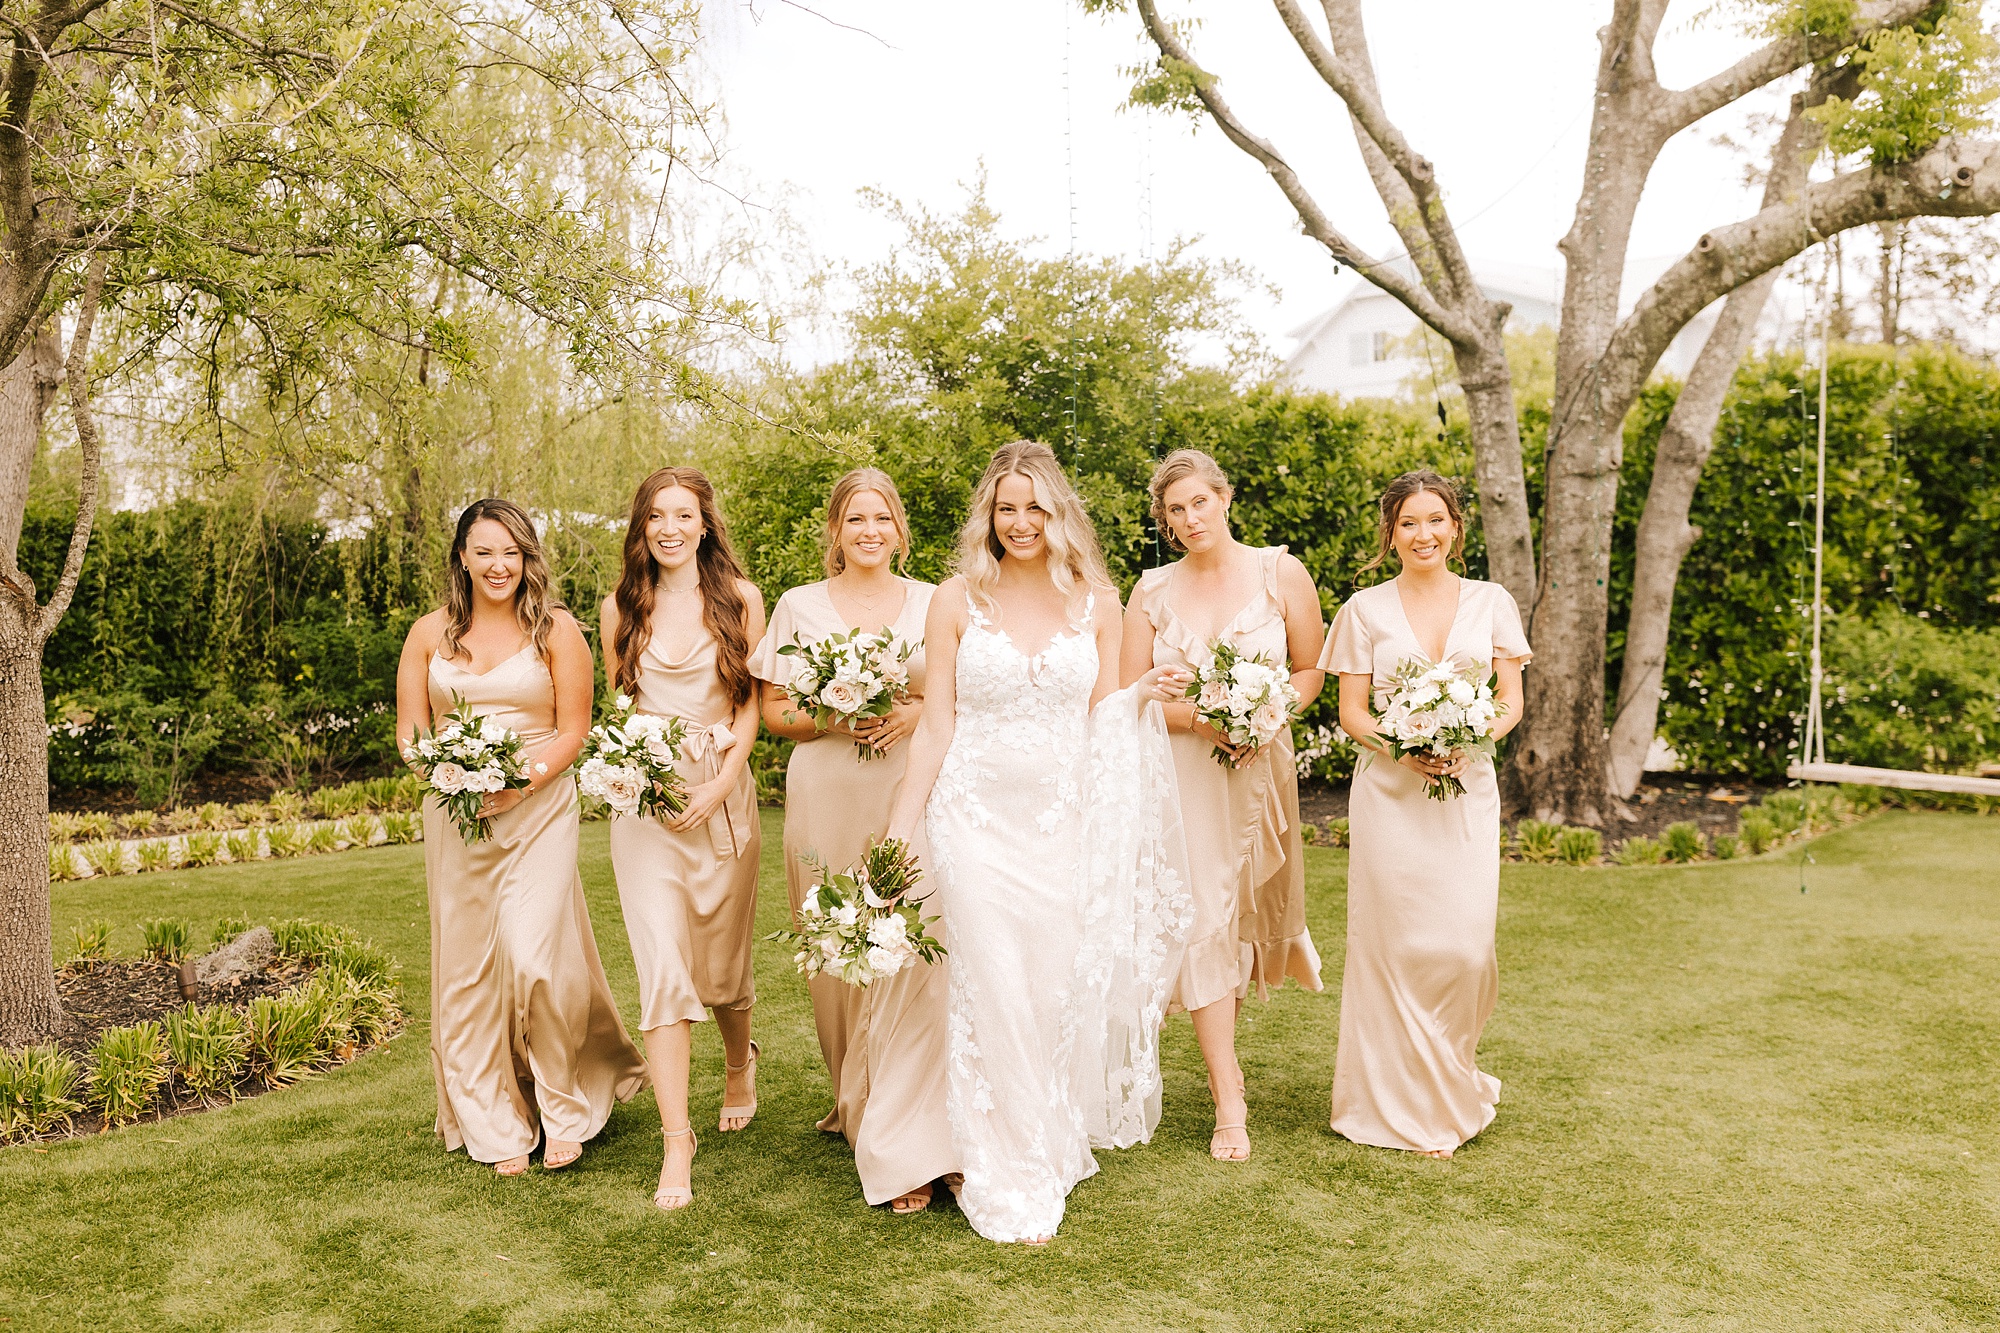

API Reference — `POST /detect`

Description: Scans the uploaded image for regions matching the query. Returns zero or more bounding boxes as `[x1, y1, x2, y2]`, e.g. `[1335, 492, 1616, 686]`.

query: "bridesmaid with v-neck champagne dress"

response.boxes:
[1120, 450, 1327, 1164]
[600, 467, 767, 1213]
[752, 468, 955, 1217]
[395, 499, 646, 1179]
[1319, 471, 1529, 1159]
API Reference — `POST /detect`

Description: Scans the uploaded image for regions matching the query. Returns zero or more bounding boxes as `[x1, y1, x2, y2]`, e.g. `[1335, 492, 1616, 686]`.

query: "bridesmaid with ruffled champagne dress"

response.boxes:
[600, 467, 767, 1210]
[1120, 450, 1327, 1163]
[1319, 471, 1529, 1159]
[395, 499, 647, 1177]
[751, 468, 956, 1216]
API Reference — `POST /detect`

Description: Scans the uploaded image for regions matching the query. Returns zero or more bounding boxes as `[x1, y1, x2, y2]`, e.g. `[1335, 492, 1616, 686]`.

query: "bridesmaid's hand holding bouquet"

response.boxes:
[403, 696, 534, 842]
[576, 694, 691, 821]
[1184, 642, 1299, 769]
[1376, 657, 1503, 800]
[767, 838, 945, 987]
[777, 627, 918, 760]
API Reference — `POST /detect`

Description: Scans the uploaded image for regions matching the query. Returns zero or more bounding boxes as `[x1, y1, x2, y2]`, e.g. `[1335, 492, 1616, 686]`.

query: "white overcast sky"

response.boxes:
[695, 1, 1791, 362]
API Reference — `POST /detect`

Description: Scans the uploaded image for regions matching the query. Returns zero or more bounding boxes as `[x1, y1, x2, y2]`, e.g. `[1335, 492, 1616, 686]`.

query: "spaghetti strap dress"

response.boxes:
[749, 579, 957, 1204]
[424, 647, 646, 1163]
[1317, 577, 1532, 1152]
[1133, 545, 1323, 1012]
[607, 626, 762, 1030]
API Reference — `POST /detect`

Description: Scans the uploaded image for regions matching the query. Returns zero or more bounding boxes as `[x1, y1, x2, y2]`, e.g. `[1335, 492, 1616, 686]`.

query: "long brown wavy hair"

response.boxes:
[612, 467, 754, 707]
[1358, 469, 1468, 581]
[440, 499, 563, 663]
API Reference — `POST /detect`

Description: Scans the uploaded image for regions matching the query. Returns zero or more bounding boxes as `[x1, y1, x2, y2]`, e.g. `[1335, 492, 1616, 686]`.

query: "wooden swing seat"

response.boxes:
[1787, 762, 2000, 797]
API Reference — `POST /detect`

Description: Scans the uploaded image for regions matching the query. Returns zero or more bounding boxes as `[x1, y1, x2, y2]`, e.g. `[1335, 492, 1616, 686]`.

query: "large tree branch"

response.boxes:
[1662, 0, 1935, 134]
[37, 251, 104, 641]
[1129, 0, 1471, 341]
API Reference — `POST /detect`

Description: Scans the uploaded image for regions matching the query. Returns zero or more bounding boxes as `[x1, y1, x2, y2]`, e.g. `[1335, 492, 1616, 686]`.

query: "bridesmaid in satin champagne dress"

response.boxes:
[1120, 450, 1327, 1163]
[600, 467, 766, 1211]
[752, 468, 956, 1215]
[1319, 472, 1529, 1158]
[395, 499, 646, 1177]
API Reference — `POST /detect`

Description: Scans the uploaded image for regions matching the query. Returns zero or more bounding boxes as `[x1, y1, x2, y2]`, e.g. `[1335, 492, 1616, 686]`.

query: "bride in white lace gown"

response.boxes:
[888, 441, 1192, 1244]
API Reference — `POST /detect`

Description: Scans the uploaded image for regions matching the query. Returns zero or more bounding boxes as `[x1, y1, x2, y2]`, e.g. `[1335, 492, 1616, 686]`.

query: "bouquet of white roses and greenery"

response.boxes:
[776, 626, 917, 760]
[402, 696, 532, 842]
[575, 695, 690, 820]
[1375, 656, 1503, 801]
[767, 838, 945, 987]
[1183, 641, 1300, 769]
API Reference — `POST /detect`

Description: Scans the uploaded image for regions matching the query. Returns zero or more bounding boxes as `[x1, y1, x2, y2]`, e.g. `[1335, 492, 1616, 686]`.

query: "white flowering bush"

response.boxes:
[767, 838, 945, 987]
[1376, 657, 1503, 800]
[400, 696, 532, 842]
[776, 627, 917, 760]
[575, 696, 689, 820]
[1184, 642, 1300, 769]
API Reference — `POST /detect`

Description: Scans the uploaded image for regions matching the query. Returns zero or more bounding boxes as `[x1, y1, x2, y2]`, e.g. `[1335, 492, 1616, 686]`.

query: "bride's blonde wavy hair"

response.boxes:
[956, 440, 1108, 619]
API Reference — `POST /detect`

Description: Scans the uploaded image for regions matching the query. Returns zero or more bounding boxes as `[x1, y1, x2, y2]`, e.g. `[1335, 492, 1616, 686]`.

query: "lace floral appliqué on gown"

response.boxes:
[925, 592, 1191, 1243]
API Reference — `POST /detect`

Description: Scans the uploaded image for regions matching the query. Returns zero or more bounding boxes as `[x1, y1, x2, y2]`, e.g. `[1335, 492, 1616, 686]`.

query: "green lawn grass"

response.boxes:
[5, 810, 1999, 1330]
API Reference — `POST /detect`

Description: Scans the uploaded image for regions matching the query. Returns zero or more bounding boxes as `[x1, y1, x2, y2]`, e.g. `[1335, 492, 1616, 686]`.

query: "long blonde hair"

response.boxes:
[440, 499, 563, 663]
[956, 440, 1108, 618]
[822, 467, 913, 578]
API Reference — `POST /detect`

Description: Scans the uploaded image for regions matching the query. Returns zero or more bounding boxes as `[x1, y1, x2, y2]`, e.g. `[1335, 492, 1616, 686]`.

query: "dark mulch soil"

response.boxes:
[1299, 771, 1785, 844]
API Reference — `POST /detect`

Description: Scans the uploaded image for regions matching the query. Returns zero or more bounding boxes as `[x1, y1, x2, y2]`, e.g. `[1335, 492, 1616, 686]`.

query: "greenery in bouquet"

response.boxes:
[1375, 657, 1503, 801]
[1184, 642, 1300, 769]
[777, 627, 917, 760]
[576, 695, 690, 820]
[401, 697, 533, 842]
[767, 838, 945, 987]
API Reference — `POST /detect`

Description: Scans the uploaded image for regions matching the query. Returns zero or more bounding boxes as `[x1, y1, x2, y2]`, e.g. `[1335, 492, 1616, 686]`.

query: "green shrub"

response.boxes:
[211, 915, 254, 946]
[122, 809, 158, 836]
[140, 918, 193, 962]
[232, 800, 269, 826]
[165, 1004, 251, 1103]
[339, 815, 380, 848]
[48, 812, 83, 842]
[322, 937, 395, 988]
[225, 830, 260, 862]
[380, 811, 421, 845]
[1839, 783, 1888, 815]
[135, 839, 174, 872]
[48, 843, 83, 883]
[265, 790, 304, 822]
[272, 918, 353, 962]
[1325, 817, 1350, 848]
[1513, 819, 1561, 863]
[1556, 826, 1603, 866]
[314, 968, 402, 1049]
[81, 840, 125, 877]
[0, 1045, 84, 1138]
[249, 993, 324, 1087]
[162, 808, 201, 835]
[196, 801, 230, 829]
[265, 823, 308, 858]
[1712, 833, 1741, 860]
[1615, 836, 1666, 866]
[1761, 792, 1808, 835]
[67, 919, 114, 964]
[1660, 821, 1708, 863]
[1738, 810, 1779, 856]
[88, 1022, 169, 1126]
[73, 811, 114, 840]
[305, 822, 339, 855]
[1821, 613, 2000, 777]
[183, 831, 224, 867]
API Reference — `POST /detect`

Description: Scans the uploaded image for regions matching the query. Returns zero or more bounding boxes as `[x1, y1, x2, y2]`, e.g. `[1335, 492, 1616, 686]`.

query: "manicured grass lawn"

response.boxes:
[5, 810, 2000, 1330]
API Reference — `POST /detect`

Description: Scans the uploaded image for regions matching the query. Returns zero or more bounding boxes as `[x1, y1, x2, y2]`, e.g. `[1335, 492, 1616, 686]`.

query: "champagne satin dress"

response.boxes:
[1317, 577, 1531, 1153]
[1133, 545, 1323, 1013]
[749, 579, 957, 1205]
[424, 647, 646, 1163]
[608, 627, 762, 1031]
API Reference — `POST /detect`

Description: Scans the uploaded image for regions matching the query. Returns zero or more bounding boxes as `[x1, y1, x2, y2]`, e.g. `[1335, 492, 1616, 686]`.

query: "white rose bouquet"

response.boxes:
[1182, 641, 1301, 769]
[776, 626, 918, 761]
[767, 838, 945, 987]
[402, 695, 533, 843]
[575, 695, 690, 820]
[1375, 656, 1504, 800]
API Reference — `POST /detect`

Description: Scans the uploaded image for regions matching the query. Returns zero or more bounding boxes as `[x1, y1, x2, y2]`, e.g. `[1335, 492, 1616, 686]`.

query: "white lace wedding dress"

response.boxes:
[925, 591, 1191, 1243]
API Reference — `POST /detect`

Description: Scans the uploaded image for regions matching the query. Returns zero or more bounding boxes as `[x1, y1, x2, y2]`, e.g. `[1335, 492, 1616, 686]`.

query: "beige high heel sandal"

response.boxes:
[654, 1126, 697, 1211]
[718, 1040, 759, 1131]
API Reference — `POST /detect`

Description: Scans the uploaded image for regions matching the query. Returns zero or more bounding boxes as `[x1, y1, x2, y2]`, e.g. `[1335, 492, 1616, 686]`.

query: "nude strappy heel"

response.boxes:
[654, 1126, 696, 1211]
[1210, 1124, 1252, 1162]
[719, 1040, 759, 1131]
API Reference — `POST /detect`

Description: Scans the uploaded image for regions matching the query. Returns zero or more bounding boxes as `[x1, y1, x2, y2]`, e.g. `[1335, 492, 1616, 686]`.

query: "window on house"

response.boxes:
[1372, 330, 1391, 362]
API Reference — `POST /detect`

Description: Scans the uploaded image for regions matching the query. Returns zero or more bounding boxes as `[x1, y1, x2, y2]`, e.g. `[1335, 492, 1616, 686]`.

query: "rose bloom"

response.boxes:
[867, 912, 909, 947]
[1447, 677, 1476, 705]
[1432, 701, 1465, 731]
[1198, 679, 1229, 711]
[879, 656, 910, 687]
[430, 761, 468, 794]
[1406, 681, 1442, 707]
[598, 764, 644, 814]
[1251, 698, 1288, 739]
[643, 734, 677, 766]
[1399, 710, 1442, 741]
[865, 944, 908, 978]
[820, 678, 868, 714]
[832, 903, 860, 927]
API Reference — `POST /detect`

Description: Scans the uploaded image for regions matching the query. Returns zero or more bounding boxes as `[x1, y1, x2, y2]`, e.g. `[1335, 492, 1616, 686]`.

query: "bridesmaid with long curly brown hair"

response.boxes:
[395, 499, 646, 1178]
[600, 467, 766, 1211]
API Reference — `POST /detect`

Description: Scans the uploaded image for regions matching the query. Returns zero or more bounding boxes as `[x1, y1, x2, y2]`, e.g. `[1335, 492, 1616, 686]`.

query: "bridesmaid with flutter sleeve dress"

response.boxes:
[753, 467, 956, 1216]
[600, 467, 766, 1212]
[395, 499, 646, 1178]
[1120, 450, 1326, 1164]
[1319, 470, 1529, 1159]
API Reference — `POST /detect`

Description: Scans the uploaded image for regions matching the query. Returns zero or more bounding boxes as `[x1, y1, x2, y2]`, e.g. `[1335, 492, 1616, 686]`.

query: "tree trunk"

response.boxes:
[0, 597, 59, 1046]
[1459, 340, 1537, 613]
[0, 322, 60, 571]
[1605, 269, 1780, 797]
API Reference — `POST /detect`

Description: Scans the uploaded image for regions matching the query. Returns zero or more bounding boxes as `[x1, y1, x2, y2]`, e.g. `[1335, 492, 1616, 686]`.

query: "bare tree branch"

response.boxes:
[38, 251, 105, 640]
[1662, 0, 1936, 133]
